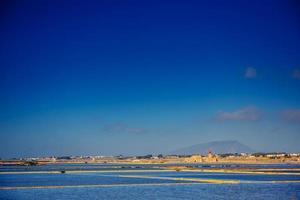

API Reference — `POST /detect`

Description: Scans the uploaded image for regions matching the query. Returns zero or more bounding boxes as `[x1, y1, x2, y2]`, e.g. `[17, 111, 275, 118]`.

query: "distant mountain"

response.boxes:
[170, 140, 255, 155]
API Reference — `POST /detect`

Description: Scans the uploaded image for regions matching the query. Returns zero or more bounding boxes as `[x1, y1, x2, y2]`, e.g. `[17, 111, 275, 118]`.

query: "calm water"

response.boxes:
[1, 164, 300, 200]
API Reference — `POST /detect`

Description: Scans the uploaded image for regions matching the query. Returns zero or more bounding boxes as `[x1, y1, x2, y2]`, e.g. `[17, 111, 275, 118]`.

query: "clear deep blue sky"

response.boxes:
[1, 0, 300, 158]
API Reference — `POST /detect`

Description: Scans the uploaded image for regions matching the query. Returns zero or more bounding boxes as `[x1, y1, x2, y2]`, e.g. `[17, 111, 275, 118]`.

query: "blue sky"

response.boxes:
[1, 0, 300, 158]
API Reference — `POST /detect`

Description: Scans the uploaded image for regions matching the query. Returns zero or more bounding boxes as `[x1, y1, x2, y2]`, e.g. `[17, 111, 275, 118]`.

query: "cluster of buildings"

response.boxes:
[2, 152, 300, 165]
[185, 151, 218, 163]
[184, 152, 300, 163]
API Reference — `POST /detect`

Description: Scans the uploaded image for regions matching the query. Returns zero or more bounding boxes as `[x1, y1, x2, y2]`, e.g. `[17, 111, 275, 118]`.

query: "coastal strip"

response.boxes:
[117, 175, 240, 184]
[180, 169, 300, 175]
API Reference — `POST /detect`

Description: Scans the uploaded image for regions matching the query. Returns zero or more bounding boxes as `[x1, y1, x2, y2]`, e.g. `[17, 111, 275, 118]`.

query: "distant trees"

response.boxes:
[136, 154, 152, 159]
[19, 161, 38, 166]
[56, 156, 72, 160]
[218, 153, 240, 158]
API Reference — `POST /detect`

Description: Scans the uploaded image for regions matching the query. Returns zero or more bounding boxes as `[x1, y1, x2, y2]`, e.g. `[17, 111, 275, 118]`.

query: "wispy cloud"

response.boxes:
[244, 67, 257, 79]
[215, 106, 261, 122]
[282, 109, 300, 123]
[103, 123, 146, 134]
[292, 69, 300, 79]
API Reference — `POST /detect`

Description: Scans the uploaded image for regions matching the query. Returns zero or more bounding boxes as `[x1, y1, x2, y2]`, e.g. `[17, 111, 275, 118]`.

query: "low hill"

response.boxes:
[170, 140, 255, 155]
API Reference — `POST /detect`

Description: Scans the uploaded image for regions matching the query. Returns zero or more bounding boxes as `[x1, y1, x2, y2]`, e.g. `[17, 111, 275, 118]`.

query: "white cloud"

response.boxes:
[244, 67, 257, 79]
[216, 106, 261, 121]
[282, 109, 300, 123]
[103, 123, 146, 134]
[292, 69, 300, 79]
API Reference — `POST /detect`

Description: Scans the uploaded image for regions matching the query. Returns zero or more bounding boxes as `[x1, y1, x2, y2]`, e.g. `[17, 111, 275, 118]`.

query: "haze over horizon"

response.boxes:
[1, 0, 300, 158]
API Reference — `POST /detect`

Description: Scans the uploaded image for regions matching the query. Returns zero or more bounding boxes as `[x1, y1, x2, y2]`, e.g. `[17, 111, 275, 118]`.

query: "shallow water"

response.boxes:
[1, 163, 300, 172]
[1, 183, 300, 200]
[1, 164, 300, 200]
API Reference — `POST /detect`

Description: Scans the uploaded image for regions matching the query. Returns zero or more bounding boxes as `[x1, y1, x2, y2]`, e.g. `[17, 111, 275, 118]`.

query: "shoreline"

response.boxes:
[1, 161, 300, 166]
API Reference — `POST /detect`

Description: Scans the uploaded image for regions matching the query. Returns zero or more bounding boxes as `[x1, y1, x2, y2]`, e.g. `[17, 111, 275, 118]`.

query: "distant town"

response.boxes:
[1, 151, 300, 166]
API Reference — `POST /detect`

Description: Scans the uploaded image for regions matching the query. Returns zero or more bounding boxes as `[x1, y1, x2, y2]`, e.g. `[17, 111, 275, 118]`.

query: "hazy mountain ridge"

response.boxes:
[170, 140, 255, 155]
